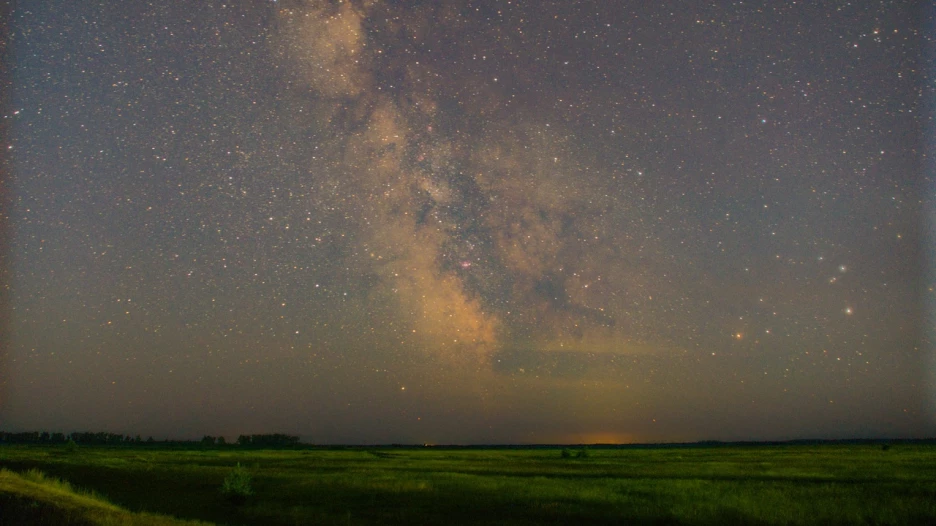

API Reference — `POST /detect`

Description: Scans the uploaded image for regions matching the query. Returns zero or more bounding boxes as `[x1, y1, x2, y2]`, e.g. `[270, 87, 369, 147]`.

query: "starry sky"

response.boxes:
[2, 0, 934, 444]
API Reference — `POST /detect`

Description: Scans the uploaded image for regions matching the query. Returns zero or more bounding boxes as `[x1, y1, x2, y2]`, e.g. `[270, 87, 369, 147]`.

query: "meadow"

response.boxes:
[2, 443, 935, 525]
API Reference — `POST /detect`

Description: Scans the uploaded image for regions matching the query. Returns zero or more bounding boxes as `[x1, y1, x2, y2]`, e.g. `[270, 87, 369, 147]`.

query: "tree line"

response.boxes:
[0, 431, 300, 447]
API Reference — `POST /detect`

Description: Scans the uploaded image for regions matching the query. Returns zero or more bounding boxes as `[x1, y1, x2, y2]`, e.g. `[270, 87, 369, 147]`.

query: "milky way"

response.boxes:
[2, 1, 932, 444]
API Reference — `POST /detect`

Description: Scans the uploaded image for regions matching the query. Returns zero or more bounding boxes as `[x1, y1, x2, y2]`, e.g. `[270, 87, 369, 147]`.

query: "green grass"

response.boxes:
[2, 444, 935, 524]
[0, 467, 212, 525]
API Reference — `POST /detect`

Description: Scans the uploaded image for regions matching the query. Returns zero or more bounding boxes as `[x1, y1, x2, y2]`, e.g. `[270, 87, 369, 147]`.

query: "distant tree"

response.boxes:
[201, 435, 216, 446]
[217, 436, 227, 446]
[237, 435, 252, 446]
[0, 432, 41, 443]
[244, 433, 300, 447]
[146, 436, 155, 443]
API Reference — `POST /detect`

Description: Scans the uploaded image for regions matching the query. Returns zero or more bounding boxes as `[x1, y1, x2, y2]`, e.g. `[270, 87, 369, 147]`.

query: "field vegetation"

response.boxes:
[1, 443, 935, 525]
[0, 467, 211, 525]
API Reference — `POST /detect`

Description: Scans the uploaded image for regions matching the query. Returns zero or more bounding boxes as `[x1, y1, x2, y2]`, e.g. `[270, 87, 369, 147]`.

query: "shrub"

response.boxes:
[220, 463, 253, 504]
[560, 449, 572, 458]
[64, 439, 79, 453]
[576, 447, 589, 459]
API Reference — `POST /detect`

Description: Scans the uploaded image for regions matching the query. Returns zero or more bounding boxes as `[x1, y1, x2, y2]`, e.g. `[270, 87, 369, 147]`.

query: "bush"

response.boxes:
[220, 463, 253, 504]
[576, 447, 589, 459]
[560, 449, 572, 458]
[64, 439, 79, 453]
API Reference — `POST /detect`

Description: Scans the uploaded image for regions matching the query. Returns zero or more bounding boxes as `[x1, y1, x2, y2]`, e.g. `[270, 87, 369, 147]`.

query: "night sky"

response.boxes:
[2, 1, 934, 444]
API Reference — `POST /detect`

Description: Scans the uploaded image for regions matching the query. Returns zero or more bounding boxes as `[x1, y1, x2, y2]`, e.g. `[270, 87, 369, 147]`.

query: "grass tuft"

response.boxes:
[220, 463, 253, 504]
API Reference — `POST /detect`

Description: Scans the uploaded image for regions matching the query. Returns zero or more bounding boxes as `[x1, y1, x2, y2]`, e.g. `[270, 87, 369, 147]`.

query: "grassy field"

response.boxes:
[2, 444, 935, 525]
[0, 467, 212, 525]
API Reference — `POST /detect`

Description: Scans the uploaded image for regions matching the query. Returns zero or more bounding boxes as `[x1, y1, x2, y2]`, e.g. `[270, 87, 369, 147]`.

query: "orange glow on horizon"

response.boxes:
[553, 432, 639, 445]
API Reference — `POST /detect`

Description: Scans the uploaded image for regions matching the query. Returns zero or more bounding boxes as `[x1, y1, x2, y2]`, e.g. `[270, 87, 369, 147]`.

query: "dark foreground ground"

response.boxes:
[2, 443, 935, 525]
